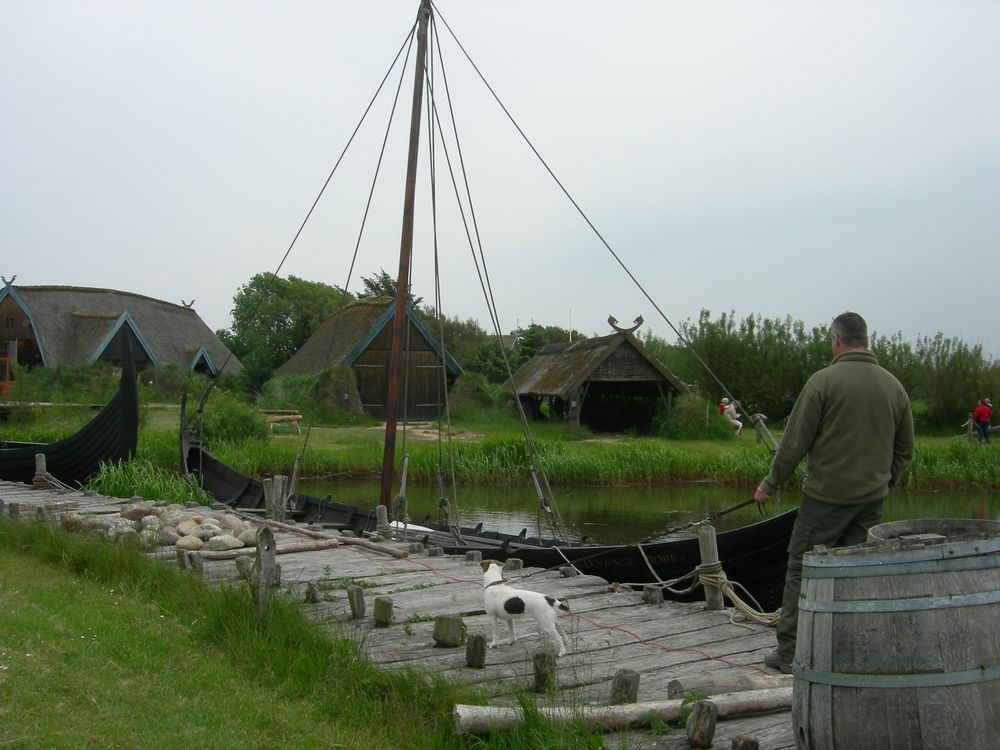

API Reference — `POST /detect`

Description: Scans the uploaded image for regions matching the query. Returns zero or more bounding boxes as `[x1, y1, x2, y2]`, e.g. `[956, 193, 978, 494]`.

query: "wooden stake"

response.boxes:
[697, 525, 724, 610]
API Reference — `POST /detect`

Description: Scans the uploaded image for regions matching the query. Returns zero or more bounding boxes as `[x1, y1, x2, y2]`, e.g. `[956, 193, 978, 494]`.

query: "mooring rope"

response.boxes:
[631, 542, 780, 627]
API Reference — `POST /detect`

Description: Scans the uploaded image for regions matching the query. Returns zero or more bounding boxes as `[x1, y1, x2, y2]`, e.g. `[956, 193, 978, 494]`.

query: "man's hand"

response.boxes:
[753, 486, 772, 503]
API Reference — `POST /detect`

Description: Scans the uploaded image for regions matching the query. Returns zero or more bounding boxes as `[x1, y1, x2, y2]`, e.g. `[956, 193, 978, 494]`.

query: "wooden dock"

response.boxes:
[0, 481, 795, 748]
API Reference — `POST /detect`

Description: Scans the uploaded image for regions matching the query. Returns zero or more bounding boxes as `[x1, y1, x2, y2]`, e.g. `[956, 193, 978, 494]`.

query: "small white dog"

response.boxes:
[481, 561, 570, 656]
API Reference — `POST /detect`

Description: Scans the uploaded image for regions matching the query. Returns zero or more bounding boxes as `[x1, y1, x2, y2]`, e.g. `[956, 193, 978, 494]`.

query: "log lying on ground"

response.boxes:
[668, 673, 793, 698]
[227, 512, 408, 559]
[197, 538, 343, 560]
[453, 686, 792, 735]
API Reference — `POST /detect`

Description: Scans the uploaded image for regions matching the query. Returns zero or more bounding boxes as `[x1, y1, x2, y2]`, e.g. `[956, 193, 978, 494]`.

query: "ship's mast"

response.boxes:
[379, 0, 432, 506]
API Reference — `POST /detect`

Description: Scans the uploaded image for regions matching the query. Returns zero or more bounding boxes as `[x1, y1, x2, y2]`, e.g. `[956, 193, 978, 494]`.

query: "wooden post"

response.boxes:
[273, 475, 286, 522]
[432, 616, 466, 647]
[346, 585, 365, 619]
[251, 526, 278, 621]
[186, 550, 203, 574]
[7, 502, 20, 519]
[505, 558, 523, 572]
[642, 585, 664, 605]
[465, 550, 482, 563]
[372, 596, 394, 627]
[262, 477, 275, 520]
[466, 633, 486, 668]
[685, 700, 718, 748]
[304, 580, 320, 604]
[376, 504, 391, 538]
[288, 456, 301, 512]
[33, 453, 47, 485]
[732, 736, 760, 750]
[533, 650, 556, 692]
[234, 555, 253, 580]
[697, 525, 724, 611]
[609, 669, 640, 704]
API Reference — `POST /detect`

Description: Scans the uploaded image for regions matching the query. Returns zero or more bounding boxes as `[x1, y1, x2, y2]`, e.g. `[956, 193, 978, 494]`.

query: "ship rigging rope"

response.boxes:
[193, 24, 418, 419]
[425, 30, 463, 533]
[425, 15, 569, 543]
[430, 2, 740, 406]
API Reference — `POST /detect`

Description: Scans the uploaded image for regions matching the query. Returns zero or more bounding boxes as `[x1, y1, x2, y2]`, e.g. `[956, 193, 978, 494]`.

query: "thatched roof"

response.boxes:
[275, 298, 461, 376]
[2, 285, 241, 373]
[512, 330, 686, 399]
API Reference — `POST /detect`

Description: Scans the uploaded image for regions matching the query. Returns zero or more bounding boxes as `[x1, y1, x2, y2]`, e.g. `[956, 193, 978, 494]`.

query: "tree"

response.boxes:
[218, 273, 352, 392]
[416, 307, 488, 369]
[358, 269, 423, 307]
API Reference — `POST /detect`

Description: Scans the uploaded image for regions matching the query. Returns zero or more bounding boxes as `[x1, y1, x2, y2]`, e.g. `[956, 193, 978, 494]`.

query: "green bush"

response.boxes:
[448, 373, 511, 421]
[9, 362, 120, 403]
[261, 368, 371, 426]
[652, 394, 735, 440]
[197, 390, 268, 445]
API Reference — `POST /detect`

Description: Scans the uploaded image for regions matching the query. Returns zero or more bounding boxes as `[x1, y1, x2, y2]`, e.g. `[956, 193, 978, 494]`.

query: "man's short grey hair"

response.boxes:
[830, 312, 868, 348]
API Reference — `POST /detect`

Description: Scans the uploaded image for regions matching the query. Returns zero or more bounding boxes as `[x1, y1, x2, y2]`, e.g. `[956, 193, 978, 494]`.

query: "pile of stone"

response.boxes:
[70, 500, 259, 552]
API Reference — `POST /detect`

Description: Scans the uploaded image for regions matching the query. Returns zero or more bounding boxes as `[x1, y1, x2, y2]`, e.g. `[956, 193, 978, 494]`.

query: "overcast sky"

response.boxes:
[3, 0, 998, 359]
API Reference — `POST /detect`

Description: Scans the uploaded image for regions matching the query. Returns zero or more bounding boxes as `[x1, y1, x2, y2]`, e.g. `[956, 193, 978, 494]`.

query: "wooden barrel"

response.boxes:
[793, 524, 1000, 749]
[867, 517, 1000, 542]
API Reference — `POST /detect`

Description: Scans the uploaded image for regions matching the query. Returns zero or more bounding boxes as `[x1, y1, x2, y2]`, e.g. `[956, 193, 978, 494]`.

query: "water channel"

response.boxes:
[295, 478, 999, 545]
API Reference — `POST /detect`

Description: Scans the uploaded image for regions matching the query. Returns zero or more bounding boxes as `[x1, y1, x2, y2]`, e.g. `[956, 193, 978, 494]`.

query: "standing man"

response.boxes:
[754, 312, 914, 673]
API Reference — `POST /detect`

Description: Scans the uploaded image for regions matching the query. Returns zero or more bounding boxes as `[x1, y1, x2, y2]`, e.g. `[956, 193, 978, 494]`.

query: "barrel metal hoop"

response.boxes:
[803, 553, 1000, 579]
[794, 664, 1000, 688]
[800, 588, 1000, 613]
[804, 540, 1000, 568]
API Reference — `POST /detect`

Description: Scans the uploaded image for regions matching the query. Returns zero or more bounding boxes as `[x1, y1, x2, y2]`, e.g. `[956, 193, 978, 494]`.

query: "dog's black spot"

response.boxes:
[546, 595, 570, 612]
[503, 597, 526, 615]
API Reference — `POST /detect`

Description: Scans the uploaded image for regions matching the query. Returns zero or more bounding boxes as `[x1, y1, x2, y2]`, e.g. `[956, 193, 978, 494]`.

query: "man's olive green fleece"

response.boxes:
[760, 351, 914, 504]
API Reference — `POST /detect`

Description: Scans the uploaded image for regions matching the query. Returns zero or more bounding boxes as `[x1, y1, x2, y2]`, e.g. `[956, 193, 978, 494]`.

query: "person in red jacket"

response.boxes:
[971, 398, 992, 445]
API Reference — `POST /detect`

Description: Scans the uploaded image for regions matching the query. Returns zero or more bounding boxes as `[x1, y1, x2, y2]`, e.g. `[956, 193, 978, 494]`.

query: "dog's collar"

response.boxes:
[485, 578, 510, 588]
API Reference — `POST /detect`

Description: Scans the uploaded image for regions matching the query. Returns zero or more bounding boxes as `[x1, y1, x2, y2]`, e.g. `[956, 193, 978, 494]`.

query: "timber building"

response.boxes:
[274, 298, 461, 421]
[0, 283, 241, 397]
[512, 322, 687, 432]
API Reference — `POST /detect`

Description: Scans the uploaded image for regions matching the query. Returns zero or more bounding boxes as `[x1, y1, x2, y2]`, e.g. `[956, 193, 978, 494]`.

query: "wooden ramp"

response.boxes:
[0, 481, 795, 748]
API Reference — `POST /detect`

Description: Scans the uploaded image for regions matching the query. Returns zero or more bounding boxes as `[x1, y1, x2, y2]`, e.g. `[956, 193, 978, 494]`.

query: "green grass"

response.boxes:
[10, 402, 999, 490]
[0, 518, 608, 749]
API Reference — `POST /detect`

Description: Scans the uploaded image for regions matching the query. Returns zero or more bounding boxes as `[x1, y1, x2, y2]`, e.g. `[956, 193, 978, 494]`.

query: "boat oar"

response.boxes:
[643, 498, 765, 542]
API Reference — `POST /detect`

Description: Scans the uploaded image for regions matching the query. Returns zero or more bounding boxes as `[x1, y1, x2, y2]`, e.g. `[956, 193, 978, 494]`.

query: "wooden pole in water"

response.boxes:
[380, 0, 432, 507]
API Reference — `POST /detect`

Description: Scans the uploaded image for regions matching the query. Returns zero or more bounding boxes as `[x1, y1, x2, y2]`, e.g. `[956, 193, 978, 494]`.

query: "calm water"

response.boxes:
[295, 478, 1000, 545]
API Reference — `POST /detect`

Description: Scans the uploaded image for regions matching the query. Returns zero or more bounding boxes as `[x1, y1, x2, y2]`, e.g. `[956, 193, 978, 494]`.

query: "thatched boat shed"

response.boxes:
[511, 320, 687, 432]
[274, 298, 461, 420]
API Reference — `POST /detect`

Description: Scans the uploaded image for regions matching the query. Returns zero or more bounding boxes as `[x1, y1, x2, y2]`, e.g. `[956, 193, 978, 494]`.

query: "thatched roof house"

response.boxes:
[512, 322, 687, 432]
[275, 298, 461, 420]
[0, 283, 241, 396]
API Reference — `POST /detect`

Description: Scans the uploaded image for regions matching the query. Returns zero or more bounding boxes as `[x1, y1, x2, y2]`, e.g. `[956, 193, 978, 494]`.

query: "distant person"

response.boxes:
[753, 312, 914, 674]
[720, 397, 743, 436]
[782, 390, 797, 418]
[972, 398, 992, 445]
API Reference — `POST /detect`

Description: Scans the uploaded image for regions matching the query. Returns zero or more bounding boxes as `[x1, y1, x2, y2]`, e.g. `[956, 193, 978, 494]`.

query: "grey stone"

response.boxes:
[206, 534, 244, 551]
[176, 535, 204, 551]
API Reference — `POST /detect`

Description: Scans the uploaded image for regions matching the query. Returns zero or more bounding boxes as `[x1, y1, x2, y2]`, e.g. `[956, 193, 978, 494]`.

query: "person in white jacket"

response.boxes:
[720, 397, 743, 436]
